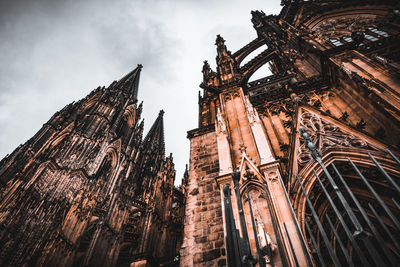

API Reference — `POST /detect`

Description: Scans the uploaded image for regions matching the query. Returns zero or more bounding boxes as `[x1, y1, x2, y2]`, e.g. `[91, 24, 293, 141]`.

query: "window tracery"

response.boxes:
[364, 34, 379, 42]
[311, 14, 392, 49]
[367, 27, 389, 37]
[342, 36, 353, 43]
[329, 38, 343, 47]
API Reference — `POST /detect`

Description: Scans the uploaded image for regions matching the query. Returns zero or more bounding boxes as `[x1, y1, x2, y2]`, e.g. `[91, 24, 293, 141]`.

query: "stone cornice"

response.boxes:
[258, 160, 281, 173]
[186, 124, 215, 139]
[214, 172, 233, 188]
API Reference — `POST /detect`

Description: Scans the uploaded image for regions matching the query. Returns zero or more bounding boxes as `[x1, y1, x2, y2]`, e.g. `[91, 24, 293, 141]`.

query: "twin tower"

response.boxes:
[1, 1, 400, 267]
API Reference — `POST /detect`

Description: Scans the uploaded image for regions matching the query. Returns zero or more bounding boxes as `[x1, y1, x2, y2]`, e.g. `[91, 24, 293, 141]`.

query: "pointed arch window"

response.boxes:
[96, 155, 113, 182]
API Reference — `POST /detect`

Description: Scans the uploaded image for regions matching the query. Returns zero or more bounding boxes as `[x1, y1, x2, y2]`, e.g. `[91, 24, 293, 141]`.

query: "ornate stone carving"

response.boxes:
[215, 107, 227, 134]
[297, 109, 378, 167]
[248, 190, 277, 262]
[232, 91, 240, 98]
[244, 96, 261, 125]
[312, 15, 377, 40]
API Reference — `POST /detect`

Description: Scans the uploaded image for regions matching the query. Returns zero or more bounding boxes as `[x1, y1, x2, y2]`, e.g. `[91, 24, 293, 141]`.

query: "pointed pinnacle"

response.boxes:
[143, 110, 165, 157]
[184, 164, 189, 176]
[215, 34, 225, 45]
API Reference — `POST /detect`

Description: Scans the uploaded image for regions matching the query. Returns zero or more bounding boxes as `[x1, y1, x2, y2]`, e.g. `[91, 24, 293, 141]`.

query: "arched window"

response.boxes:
[96, 155, 113, 182]
[242, 186, 276, 262]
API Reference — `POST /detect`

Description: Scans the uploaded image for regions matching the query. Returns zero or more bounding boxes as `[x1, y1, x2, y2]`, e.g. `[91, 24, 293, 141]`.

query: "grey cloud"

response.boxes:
[0, 0, 282, 184]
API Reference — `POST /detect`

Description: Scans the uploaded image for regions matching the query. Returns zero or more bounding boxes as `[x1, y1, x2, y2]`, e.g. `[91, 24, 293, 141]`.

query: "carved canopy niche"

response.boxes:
[291, 106, 386, 178]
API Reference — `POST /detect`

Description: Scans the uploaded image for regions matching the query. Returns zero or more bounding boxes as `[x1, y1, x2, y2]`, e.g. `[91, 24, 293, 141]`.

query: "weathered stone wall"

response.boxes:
[180, 130, 226, 266]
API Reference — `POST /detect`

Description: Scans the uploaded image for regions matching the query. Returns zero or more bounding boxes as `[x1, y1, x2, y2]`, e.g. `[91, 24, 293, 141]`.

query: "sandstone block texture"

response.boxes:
[180, 130, 226, 266]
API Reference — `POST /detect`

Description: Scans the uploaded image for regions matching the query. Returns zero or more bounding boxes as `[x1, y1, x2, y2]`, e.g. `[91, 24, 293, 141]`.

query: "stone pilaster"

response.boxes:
[215, 107, 233, 176]
[243, 96, 275, 164]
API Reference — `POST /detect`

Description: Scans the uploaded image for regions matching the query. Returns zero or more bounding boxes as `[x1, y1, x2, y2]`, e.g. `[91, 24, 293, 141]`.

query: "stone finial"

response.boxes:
[251, 10, 264, 26]
[202, 60, 212, 81]
[239, 144, 247, 153]
[215, 34, 225, 46]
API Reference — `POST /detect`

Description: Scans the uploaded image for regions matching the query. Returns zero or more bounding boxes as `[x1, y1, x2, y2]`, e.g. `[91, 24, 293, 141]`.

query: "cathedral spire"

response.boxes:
[143, 110, 165, 157]
[117, 64, 142, 102]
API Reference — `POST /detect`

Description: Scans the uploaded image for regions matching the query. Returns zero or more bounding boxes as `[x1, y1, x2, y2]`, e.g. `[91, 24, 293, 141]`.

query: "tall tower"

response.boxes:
[181, 1, 400, 266]
[0, 65, 185, 266]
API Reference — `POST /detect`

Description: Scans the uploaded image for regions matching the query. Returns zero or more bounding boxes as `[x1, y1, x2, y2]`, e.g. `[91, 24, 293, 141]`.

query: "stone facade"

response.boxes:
[182, 1, 400, 266]
[1, 1, 400, 266]
[0, 66, 185, 267]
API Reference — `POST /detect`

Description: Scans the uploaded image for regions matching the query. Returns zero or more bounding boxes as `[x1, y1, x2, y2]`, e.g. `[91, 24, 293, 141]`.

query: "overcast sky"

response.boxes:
[0, 0, 281, 185]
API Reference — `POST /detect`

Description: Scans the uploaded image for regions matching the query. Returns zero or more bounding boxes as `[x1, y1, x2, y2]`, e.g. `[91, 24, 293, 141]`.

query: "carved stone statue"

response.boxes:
[250, 190, 277, 263]
[216, 107, 227, 134]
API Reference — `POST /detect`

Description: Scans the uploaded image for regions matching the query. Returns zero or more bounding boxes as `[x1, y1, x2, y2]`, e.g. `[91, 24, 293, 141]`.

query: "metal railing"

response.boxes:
[298, 126, 400, 267]
[223, 126, 400, 266]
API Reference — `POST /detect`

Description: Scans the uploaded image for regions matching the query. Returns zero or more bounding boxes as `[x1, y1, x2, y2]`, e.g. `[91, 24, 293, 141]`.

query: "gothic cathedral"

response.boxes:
[1, 1, 400, 267]
[0, 65, 186, 266]
[181, 1, 400, 267]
